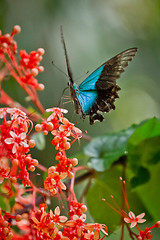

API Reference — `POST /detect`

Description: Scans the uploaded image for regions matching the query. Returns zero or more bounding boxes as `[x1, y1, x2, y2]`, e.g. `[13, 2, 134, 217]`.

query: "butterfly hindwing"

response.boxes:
[76, 90, 98, 115]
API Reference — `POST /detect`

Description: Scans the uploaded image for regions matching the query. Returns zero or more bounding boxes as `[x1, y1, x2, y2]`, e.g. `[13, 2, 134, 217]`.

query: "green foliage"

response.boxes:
[127, 117, 160, 186]
[0, 194, 8, 212]
[9, 196, 16, 209]
[135, 162, 160, 220]
[86, 166, 122, 232]
[32, 132, 46, 150]
[85, 117, 160, 185]
[84, 117, 160, 235]
[84, 124, 138, 172]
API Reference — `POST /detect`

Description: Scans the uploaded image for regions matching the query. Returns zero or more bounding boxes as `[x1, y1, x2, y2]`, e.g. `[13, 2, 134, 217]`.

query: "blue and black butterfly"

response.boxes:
[61, 28, 137, 125]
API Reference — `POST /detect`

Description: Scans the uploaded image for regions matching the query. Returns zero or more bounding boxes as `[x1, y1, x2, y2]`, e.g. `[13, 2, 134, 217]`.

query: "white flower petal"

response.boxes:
[60, 182, 66, 190]
[73, 215, 79, 220]
[129, 211, 135, 219]
[80, 214, 86, 222]
[12, 144, 17, 154]
[21, 141, 29, 148]
[130, 220, 137, 228]
[20, 132, 26, 140]
[138, 219, 146, 224]
[59, 216, 68, 222]
[4, 138, 14, 144]
[10, 131, 17, 138]
[6, 108, 15, 114]
[101, 228, 108, 236]
[54, 206, 60, 216]
[46, 108, 53, 112]
[60, 108, 68, 113]
[137, 212, 145, 219]
[50, 210, 54, 218]
[47, 114, 53, 121]
[124, 217, 131, 223]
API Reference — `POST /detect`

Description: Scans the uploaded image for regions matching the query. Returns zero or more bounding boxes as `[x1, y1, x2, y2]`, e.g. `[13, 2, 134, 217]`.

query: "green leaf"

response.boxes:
[9, 196, 15, 209]
[86, 166, 147, 233]
[134, 162, 160, 221]
[43, 170, 48, 180]
[128, 117, 160, 145]
[108, 226, 138, 239]
[85, 124, 137, 172]
[127, 118, 160, 186]
[0, 194, 8, 211]
[31, 132, 46, 150]
[86, 167, 122, 232]
[130, 166, 150, 188]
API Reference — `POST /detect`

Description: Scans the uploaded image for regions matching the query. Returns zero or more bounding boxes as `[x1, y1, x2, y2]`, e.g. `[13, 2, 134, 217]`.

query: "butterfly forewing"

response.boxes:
[79, 65, 104, 91]
[96, 48, 137, 90]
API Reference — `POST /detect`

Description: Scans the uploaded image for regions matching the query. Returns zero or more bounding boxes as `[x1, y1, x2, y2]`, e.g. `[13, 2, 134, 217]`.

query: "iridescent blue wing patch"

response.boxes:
[79, 65, 105, 91]
[76, 90, 98, 115]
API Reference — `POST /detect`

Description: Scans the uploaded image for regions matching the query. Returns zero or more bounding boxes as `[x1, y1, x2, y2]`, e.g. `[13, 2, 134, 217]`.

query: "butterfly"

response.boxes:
[61, 27, 138, 125]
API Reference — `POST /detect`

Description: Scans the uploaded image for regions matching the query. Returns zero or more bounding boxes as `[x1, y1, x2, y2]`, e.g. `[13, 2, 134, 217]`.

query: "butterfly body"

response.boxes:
[61, 28, 137, 124]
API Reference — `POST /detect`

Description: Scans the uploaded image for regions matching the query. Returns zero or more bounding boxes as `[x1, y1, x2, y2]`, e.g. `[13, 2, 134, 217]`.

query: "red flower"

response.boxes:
[4, 131, 29, 154]
[44, 167, 67, 195]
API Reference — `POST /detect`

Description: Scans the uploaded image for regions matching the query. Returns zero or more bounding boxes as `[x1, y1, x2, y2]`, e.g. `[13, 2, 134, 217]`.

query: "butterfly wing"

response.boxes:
[74, 65, 104, 116]
[95, 48, 138, 90]
[79, 48, 137, 90]
[78, 65, 105, 91]
[76, 48, 137, 124]
[75, 89, 98, 115]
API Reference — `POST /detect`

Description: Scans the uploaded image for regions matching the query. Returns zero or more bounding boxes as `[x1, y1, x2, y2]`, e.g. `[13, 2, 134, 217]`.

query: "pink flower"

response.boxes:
[4, 131, 29, 154]
[66, 214, 86, 228]
[50, 206, 68, 223]
[0, 108, 7, 118]
[124, 211, 146, 228]
[46, 107, 68, 121]
[6, 108, 26, 120]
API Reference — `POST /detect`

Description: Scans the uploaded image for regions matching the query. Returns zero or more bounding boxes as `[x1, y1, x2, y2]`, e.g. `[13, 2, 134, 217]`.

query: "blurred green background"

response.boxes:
[1, 0, 160, 159]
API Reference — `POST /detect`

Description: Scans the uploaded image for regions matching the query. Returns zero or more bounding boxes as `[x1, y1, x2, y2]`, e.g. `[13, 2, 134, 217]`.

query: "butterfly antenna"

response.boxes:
[75, 70, 89, 81]
[51, 61, 68, 78]
[60, 26, 74, 83]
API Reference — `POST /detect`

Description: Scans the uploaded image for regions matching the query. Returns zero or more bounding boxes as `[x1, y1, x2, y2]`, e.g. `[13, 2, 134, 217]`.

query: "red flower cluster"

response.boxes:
[0, 106, 108, 240]
[0, 208, 21, 240]
[30, 204, 108, 240]
[69, 201, 87, 217]
[19, 49, 44, 88]
[0, 107, 37, 185]
[0, 26, 45, 113]
[0, 25, 20, 55]
[35, 108, 81, 195]
[33, 108, 109, 239]
[0, 208, 13, 240]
